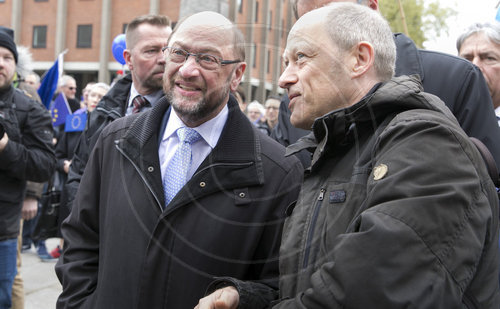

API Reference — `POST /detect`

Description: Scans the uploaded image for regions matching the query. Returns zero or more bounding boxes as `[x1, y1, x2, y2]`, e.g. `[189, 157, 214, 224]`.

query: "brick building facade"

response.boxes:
[0, 0, 293, 102]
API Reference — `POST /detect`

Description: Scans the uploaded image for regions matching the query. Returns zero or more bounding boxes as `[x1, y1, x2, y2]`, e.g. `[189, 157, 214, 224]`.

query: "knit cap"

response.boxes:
[0, 26, 18, 63]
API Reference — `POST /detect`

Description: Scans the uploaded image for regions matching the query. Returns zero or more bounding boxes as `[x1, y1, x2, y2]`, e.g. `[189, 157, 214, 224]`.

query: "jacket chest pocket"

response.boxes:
[313, 182, 367, 267]
[0, 106, 22, 142]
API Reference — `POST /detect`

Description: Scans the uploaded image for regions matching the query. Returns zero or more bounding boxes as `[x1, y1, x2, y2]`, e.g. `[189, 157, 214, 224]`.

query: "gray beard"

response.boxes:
[166, 82, 231, 125]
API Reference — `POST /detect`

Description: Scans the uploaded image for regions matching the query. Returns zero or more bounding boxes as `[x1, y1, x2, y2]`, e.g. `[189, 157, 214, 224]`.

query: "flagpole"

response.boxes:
[40, 49, 68, 81]
[397, 0, 410, 36]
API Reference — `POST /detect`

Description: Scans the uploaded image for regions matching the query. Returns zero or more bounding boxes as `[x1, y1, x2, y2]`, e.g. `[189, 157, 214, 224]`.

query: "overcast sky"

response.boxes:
[422, 0, 499, 55]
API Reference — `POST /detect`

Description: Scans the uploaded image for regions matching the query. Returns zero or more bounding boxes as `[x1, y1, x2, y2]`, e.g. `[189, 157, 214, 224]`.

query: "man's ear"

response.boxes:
[351, 41, 374, 78]
[230, 62, 247, 92]
[123, 49, 132, 70]
[368, 0, 379, 11]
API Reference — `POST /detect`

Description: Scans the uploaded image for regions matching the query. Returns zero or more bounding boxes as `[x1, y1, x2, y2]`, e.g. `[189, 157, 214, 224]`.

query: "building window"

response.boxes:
[255, 1, 259, 22]
[32, 26, 47, 48]
[238, 0, 243, 13]
[77, 24, 92, 48]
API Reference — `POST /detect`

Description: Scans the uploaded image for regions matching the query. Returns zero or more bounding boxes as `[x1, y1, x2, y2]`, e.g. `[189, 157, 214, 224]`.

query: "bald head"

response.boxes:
[293, 0, 378, 19]
[169, 11, 245, 61]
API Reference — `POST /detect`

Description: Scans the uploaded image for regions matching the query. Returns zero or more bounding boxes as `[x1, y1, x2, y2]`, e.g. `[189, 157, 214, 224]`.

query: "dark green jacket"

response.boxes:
[217, 75, 500, 308]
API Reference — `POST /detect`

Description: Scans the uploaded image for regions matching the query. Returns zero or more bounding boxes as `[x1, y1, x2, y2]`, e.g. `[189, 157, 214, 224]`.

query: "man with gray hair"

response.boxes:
[274, 0, 500, 172]
[457, 22, 500, 123]
[198, 3, 500, 308]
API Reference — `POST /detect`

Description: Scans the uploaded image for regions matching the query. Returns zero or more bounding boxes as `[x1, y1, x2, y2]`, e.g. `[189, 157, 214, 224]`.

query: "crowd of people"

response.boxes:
[1, 0, 500, 308]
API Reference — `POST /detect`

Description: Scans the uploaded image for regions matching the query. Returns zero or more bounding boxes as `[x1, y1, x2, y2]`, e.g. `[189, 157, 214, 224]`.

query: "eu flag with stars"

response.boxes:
[51, 93, 72, 126]
[65, 113, 87, 132]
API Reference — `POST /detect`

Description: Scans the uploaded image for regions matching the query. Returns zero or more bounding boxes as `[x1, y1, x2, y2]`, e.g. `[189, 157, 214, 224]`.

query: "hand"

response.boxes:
[195, 286, 239, 309]
[22, 196, 38, 220]
[0, 131, 8, 153]
[63, 160, 72, 174]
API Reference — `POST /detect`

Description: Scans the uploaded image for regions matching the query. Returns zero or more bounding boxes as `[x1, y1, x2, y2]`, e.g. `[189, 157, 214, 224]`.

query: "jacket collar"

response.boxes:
[0, 85, 14, 104]
[287, 75, 434, 166]
[95, 74, 133, 118]
[394, 33, 425, 81]
[117, 94, 265, 209]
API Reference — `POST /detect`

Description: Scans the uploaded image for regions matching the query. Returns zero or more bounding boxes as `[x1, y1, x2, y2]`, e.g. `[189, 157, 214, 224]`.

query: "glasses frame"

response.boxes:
[162, 46, 241, 70]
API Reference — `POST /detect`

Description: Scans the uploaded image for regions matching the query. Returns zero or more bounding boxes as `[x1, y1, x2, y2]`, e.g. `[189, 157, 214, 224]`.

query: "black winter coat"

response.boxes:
[393, 33, 500, 169]
[218, 76, 500, 308]
[55, 95, 303, 308]
[0, 86, 55, 240]
[64, 74, 133, 213]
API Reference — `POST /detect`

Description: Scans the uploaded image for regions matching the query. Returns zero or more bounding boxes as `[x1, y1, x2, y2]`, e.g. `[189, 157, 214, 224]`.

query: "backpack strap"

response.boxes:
[469, 137, 500, 187]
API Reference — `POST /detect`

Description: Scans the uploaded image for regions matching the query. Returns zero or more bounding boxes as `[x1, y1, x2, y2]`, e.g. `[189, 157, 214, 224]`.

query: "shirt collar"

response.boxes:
[162, 104, 229, 149]
[128, 84, 163, 107]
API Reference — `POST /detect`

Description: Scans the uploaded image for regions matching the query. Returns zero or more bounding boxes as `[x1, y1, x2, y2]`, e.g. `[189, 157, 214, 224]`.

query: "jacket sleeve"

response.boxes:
[206, 277, 279, 309]
[55, 129, 104, 309]
[0, 96, 55, 182]
[25, 181, 45, 200]
[55, 131, 70, 173]
[64, 108, 110, 217]
[272, 114, 498, 308]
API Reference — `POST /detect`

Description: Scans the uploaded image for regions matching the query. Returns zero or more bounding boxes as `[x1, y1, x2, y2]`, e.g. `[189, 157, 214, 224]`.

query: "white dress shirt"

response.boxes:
[159, 105, 228, 182]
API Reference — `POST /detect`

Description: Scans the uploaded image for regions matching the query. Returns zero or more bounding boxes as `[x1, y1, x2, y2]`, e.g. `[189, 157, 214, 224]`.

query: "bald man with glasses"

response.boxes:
[56, 11, 302, 309]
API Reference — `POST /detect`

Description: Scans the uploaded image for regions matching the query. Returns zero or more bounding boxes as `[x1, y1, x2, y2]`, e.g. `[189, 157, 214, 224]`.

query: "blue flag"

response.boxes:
[65, 113, 87, 132]
[38, 52, 64, 109]
[51, 93, 72, 126]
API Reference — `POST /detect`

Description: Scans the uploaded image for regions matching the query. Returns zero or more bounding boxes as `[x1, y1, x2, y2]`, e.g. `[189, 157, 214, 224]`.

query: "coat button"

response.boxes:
[199, 182, 206, 188]
[147, 166, 154, 172]
[239, 192, 246, 198]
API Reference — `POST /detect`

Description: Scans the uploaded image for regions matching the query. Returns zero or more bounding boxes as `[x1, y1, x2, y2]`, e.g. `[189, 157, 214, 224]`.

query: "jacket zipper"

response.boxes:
[115, 144, 163, 212]
[303, 188, 325, 269]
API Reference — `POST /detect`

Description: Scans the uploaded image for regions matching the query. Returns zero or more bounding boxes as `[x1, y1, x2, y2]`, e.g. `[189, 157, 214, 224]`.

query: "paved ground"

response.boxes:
[20, 238, 62, 309]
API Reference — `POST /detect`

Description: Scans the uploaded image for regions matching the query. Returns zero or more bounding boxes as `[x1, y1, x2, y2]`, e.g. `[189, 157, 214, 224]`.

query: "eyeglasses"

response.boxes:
[67, 87, 76, 91]
[162, 46, 241, 71]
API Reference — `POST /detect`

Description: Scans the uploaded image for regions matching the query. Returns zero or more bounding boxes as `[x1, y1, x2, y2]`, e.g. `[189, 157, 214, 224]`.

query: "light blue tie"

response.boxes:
[163, 127, 202, 206]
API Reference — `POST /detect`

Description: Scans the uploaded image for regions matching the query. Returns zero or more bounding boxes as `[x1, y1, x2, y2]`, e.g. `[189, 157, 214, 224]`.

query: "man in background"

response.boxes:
[0, 26, 55, 309]
[457, 21, 500, 125]
[63, 14, 172, 225]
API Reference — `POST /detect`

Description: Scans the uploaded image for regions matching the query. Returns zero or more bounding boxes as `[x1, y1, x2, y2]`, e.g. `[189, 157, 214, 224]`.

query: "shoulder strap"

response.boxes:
[470, 137, 500, 187]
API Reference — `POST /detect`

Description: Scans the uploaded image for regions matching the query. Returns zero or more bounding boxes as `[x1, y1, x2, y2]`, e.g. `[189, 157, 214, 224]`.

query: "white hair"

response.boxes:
[457, 22, 500, 52]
